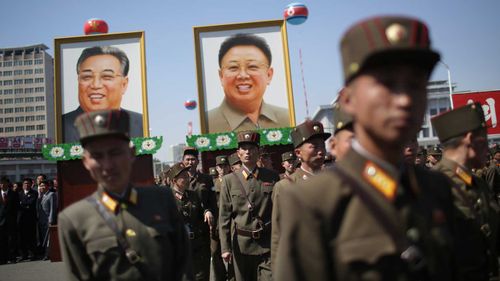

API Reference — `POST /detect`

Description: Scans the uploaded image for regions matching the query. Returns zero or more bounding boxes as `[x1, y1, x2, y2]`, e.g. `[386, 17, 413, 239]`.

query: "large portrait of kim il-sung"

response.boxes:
[54, 31, 149, 144]
[194, 20, 296, 134]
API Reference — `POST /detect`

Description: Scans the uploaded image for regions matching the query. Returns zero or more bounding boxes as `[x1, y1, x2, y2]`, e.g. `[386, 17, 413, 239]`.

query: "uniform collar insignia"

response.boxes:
[242, 167, 259, 180]
[101, 192, 118, 212]
[362, 161, 397, 201]
[455, 166, 472, 186]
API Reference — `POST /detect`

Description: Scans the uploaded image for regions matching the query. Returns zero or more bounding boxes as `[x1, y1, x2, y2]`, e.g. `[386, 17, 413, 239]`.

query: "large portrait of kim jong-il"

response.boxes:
[194, 20, 296, 134]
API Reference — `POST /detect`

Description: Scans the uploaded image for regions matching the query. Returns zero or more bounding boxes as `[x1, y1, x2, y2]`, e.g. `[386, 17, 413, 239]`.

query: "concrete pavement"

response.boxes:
[0, 260, 65, 281]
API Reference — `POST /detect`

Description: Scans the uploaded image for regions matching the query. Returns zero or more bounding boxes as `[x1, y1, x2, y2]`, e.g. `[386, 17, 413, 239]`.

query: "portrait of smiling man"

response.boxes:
[207, 33, 290, 133]
[62, 45, 143, 143]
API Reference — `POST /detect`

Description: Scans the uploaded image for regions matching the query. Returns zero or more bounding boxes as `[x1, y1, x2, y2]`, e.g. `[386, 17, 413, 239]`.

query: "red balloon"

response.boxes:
[184, 100, 197, 110]
[84, 18, 109, 35]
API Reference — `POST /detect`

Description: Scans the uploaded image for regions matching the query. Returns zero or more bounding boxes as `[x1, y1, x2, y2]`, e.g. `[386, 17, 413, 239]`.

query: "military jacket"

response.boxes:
[275, 148, 456, 281]
[170, 187, 209, 250]
[58, 185, 189, 281]
[271, 168, 313, 269]
[189, 172, 214, 214]
[434, 158, 500, 280]
[219, 166, 279, 256]
[483, 164, 500, 201]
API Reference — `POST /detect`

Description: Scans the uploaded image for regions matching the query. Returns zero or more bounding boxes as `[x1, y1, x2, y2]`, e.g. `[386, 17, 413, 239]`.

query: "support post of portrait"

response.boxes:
[193, 20, 295, 134]
[54, 31, 149, 144]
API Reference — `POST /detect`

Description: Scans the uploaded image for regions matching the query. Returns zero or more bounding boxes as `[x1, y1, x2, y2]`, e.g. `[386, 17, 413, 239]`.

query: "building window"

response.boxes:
[34, 87, 44, 93]
[4, 98, 13, 104]
[0, 128, 3, 133]
[34, 78, 44, 83]
[35, 96, 44, 102]
[14, 79, 23, 85]
[15, 107, 24, 113]
[36, 134, 46, 138]
[4, 89, 13, 95]
[25, 97, 34, 102]
[3, 80, 13, 86]
[15, 126, 24, 132]
[15, 116, 24, 122]
[25, 88, 34, 94]
[36, 124, 45, 130]
[14, 98, 24, 103]
[4, 117, 14, 123]
[14, 89, 23, 94]
[26, 125, 35, 131]
[13, 61, 23, 66]
[34, 68, 43, 74]
[34, 59, 43, 65]
[25, 116, 35, 121]
[23, 60, 33, 66]
[3, 61, 12, 67]
[36, 115, 45, 121]
[0, 100, 2, 105]
[3, 71, 12, 76]
[5, 127, 14, 132]
[4, 108, 13, 114]
[0, 109, 3, 114]
[0, 118, 2, 123]
[24, 79, 33, 84]
[25, 106, 34, 112]
[14, 70, 23, 75]
[35, 105, 45, 111]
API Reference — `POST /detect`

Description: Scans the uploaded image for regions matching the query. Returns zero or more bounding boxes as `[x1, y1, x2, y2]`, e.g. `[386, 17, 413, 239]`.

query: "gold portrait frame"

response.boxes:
[193, 19, 295, 134]
[54, 31, 149, 144]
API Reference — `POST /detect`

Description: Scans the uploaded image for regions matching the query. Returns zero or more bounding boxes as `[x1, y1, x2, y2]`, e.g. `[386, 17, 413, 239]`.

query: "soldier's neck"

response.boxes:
[354, 135, 403, 168]
[300, 162, 321, 174]
[443, 147, 469, 169]
[243, 163, 257, 172]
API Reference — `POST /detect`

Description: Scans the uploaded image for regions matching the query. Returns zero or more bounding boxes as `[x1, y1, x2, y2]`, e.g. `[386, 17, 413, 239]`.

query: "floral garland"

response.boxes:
[186, 127, 292, 152]
[41, 136, 163, 161]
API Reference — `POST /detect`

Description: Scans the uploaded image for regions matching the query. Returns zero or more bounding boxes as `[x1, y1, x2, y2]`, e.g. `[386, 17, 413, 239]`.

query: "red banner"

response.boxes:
[451, 90, 500, 136]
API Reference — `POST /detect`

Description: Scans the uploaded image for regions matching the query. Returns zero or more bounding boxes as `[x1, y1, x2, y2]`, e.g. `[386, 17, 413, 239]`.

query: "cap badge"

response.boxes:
[313, 125, 320, 132]
[337, 122, 344, 129]
[245, 134, 250, 140]
[386, 23, 407, 44]
[94, 115, 106, 127]
[126, 229, 137, 237]
[349, 63, 359, 74]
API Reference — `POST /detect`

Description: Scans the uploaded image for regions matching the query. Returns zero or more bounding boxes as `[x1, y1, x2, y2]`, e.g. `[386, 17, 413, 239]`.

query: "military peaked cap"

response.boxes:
[170, 163, 190, 179]
[75, 109, 130, 146]
[291, 120, 331, 148]
[237, 131, 260, 146]
[216, 155, 229, 166]
[209, 167, 218, 177]
[228, 152, 241, 166]
[281, 151, 296, 163]
[183, 147, 199, 157]
[431, 102, 487, 143]
[333, 102, 354, 135]
[340, 16, 440, 84]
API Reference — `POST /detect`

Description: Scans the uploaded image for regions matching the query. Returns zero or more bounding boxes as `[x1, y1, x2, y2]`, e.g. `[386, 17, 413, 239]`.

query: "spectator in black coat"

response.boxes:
[17, 178, 38, 261]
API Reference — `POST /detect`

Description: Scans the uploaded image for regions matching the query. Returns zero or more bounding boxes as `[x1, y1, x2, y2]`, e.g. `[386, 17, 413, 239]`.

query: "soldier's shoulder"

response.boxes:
[58, 196, 95, 222]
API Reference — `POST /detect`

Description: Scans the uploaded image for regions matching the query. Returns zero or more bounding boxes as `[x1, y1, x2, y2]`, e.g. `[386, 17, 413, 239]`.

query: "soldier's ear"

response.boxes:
[339, 87, 355, 115]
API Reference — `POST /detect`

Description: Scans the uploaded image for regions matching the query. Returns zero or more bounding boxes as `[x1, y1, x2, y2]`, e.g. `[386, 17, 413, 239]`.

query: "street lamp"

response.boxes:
[439, 61, 454, 109]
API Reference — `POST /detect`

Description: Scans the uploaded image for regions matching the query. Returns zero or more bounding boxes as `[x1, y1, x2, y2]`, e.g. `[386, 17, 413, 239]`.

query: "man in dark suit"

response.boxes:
[219, 131, 279, 281]
[0, 177, 20, 264]
[18, 177, 38, 261]
[62, 46, 143, 143]
[36, 180, 58, 260]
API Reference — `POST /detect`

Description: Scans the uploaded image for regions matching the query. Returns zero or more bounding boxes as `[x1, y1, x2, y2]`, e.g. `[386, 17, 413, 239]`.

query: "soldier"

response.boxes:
[182, 147, 215, 231]
[211, 156, 235, 281]
[329, 102, 354, 162]
[275, 16, 456, 281]
[426, 146, 442, 168]
[209, 166, 219, 180]
[229, 152, 242, 172]
[271, 120, 330, 270]
[58, 110, 190, 280]
[279, 151, 296, 179]
[432, 103, 500, 280]
[169, 163, 211, 281]
[484, 147, 500, 201]
[415, 147, 427, 167]
[257, 148, 274, 170]
[219, 131, 279, 281]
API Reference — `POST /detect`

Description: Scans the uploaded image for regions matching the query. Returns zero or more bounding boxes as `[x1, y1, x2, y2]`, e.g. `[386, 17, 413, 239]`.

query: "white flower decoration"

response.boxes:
[49, 146, 64, 158]
[266, 130, 283, 142]
[195, 137, 210, 148]
[141, 139, 156, 151]
[69, 144, 83, 157]
[216, 135, 231, 146]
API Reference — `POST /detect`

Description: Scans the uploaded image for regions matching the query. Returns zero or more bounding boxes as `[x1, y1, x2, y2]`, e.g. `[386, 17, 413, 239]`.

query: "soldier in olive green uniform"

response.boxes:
[329, 102, 354, 162]
[219, 131, 279, 281]
[426, 146, 442, 168]
[229, 152, 242, 172]
[211, 156, 235, 281]
[58, 110, 190, 281]
[279, 151, 296, 179]
[270, 120, 330, 270]
[484, 147, 500, 201]
[170, 163, 211, 281]
[432, 103, 500, 281]
[275, 16, 456, 281]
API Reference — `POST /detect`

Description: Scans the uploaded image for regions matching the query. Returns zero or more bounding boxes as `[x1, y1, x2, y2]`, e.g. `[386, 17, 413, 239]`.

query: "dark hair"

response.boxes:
[37, 174, 47, 180]
[76, 46, 130, 76]
[40, 180, 50, 186]
[0, 176, 9, 183]
[22, 177, 33, 183]
[218, 33, 272, 67]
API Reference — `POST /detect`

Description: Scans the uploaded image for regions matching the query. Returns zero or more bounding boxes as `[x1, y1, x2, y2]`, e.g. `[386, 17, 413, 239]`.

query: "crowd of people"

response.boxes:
[0, 174, 58, 264]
